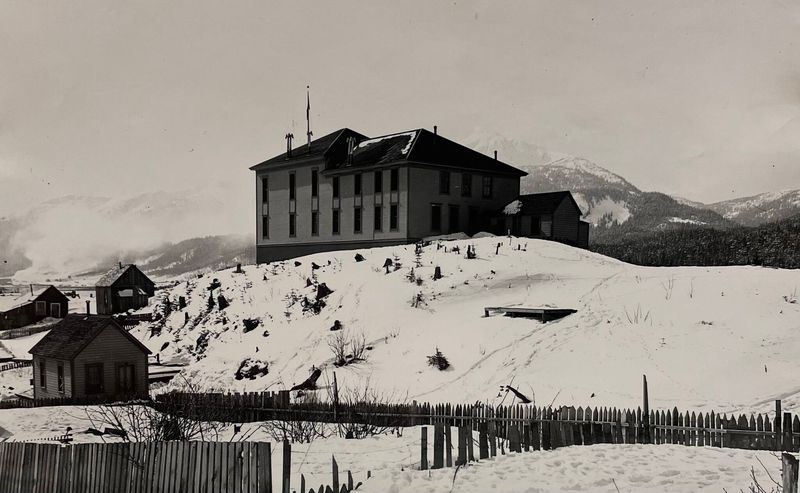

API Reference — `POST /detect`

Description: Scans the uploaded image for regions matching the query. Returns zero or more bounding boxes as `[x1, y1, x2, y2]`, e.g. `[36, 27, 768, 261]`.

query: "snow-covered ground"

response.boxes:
[128, 236, 800, 414]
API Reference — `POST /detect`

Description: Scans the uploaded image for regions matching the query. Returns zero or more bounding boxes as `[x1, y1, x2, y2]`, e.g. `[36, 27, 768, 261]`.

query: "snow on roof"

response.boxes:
[503, 199, 522, 215]
[95, 264, 133, 287]
[0, 287, 51, 312]
[355, 130, 417, 155]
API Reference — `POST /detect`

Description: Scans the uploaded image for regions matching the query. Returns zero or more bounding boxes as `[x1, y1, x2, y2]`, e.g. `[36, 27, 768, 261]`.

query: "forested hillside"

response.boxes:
[592, 214, 800, 268]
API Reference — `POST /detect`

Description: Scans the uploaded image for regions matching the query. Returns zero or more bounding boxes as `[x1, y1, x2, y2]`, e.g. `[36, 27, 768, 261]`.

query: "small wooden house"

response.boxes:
[29, 314, 150, 400]
[0, 285, 69, 331]
[492, 191, 590, 248]
[95, 264, 155, 315]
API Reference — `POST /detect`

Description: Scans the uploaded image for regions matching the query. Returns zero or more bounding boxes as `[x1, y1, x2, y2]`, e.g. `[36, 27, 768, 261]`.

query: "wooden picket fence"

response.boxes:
[0, 360, 31, 373]
[0, 392, 149, 410]
[0, 439, 366, 493]
[0, 323, 55, 340]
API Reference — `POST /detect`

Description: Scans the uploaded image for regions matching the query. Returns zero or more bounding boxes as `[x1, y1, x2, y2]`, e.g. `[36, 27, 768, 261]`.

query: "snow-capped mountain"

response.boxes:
[467, 133, 732, 242]
[706, 190, 800, 226]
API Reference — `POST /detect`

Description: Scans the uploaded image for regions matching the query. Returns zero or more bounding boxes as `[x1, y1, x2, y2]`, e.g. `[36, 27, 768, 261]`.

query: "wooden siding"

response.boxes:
[407, 167, 520, 240]
[32, 356, 72, 399]
[0, 287, 69, 331]
[256, 162, 411, 247]
[71, 326, 148, 398]
[551, 198, 581, 243]
[96, 265, 154, 315]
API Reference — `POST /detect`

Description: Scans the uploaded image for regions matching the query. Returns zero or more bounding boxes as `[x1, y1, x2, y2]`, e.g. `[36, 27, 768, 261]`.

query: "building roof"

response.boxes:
[29, 314, 151, 359]
[250, 127, 527, 177]
[0, 286, 58, 313]
[249, 128, 368, 170]
[95, 264, 153, 288]
[501, 191, 581, 216]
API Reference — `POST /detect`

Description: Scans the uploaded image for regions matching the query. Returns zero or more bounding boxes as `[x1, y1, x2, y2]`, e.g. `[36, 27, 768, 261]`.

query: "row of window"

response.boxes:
[262, 169, 494, 203]
[39, 361, 136, 394]
[430, 203, 482, 234]
[261, 204, 399, 239]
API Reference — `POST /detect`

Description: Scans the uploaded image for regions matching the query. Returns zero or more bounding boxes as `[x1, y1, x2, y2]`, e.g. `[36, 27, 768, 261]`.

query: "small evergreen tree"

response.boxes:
[427, 348, 450, 370]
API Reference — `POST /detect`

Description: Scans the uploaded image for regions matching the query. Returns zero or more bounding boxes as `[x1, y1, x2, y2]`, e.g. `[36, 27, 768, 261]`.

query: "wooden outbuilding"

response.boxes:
[0, 285, 69, 331]
[492, 191, 590, 248]
[95, 263, 155, 315]
[29, 314, 150, 400]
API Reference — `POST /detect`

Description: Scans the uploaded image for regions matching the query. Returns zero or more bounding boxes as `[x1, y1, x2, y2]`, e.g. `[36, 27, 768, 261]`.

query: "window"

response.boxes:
[461, 173, 472, 197]
[35, 301, 46, 316]
[390, 169, 399, 192]
[261, 216, 269, 239]
[332, 209, 340, 235]
[117, 364, 135, 394]
[49, 303, 61, 318]
[431, 204, 442, 232]
[39, 361, 46, 389]
[332, 176, 340, 199]
[354, 207, 362, 234]
[85, 363, 104, 394]
[354, 174, 362, 196]
[439, 171, 450, 195]
[289, 213, 296, 237]
[311, 211, 319, 236]
[374, 171, 383, 193]
[531, 215, 542, 235]
[482, 176, 493, 199]
[57, 364, 64, 393]
[449, 205, 460, 233]
[468, 206, 479, 234]
[289, 172, 296, 201]
[374, 206, 382, 231]
[261, 177, 269, 203]
[311, 169, 318, 198]
[390, 204, 398, 231]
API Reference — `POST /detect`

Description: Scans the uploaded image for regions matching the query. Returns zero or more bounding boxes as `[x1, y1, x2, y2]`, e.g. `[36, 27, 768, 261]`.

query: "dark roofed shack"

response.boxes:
[95, 264, 155, 315]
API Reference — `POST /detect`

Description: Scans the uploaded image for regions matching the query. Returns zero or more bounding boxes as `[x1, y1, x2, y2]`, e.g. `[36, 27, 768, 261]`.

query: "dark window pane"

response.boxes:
[374, 171, 383, 193]
[482, 176, 493, 199]
[57, 365, 64, 392]
[333, 176, 340, 199]
[261, 177, 269, 203]
[289, 214, 296, 237]
[311, 169, 318, 198]
[431, 204, 442, 232]
[289, 173, 296, 200]
[374, 206, 382, 231]
[439, 171, 450, 194]
[39, 362, 46, 388]
[311, 212, 319, 236]
[532, 215, 541, 234]
[354, 207, 362, 233]
[261, 216, 269, 239]
[390, 169, 399, 191]
[449, 205, 459, 233]
[332, 209, 340, 234]
[354, 174, 362, 196]
[86, 363, 104, 394]
[461, 173, 472, 197]
[390, 204, 398, 230]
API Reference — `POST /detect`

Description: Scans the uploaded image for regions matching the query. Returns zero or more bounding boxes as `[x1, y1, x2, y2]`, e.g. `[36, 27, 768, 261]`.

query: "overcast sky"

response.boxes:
[2, 0, 799, 216]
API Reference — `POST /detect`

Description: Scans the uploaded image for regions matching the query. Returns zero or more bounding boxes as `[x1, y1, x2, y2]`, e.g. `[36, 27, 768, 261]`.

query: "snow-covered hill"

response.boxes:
[707, 189, 800, 226]
[135, 237, 800, 414]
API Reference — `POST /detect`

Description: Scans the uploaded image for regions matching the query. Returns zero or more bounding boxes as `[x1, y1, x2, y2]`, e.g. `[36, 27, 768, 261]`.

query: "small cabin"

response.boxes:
[95, 264, 155, 315]
[0, 285, 69, 331]
[29, 314, 150, 400]
[492, 191, 590, 248]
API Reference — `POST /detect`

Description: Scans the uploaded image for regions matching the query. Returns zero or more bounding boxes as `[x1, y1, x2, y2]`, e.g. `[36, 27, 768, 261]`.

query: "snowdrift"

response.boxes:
[133, 237, 800, 413]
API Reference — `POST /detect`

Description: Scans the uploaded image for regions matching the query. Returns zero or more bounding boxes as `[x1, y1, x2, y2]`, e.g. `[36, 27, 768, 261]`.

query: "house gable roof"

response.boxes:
[95, 264, 154, 288]
[29, 314, 151, 360]
[0, 285, 66, 313]
[502, 191, 582, 216]
[249, 128, 368, 171]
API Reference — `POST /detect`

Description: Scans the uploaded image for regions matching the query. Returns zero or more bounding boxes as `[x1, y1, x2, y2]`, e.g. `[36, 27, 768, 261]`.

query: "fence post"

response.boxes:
[282, 441, 291, 493]
[776, 400, 783, 451]
[783, 453, 799, 493]
[478, 423, 489, 459]
[331, 455, 339, 493]
[332, 372, 339, 425]
[445, 425, 453, 467]
[642, 375, 651, 444]
[433, 424, 444, 469]
[420, 427, 428, 470]
[456, 427, 468, 466]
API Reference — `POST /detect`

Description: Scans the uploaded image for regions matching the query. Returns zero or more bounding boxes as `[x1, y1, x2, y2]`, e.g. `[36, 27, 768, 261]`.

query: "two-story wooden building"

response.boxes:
[251, 128, 527, 263]
[95, 264, 155, 315]
[29, 314, 150, 400]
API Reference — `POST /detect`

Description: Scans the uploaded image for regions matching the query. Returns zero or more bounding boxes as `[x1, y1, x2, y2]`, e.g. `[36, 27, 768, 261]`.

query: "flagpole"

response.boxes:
[306, 85, 312, 146]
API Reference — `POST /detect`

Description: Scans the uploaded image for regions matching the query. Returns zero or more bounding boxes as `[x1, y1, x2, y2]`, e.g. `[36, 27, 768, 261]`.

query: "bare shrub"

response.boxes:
[624, 304, 651, 324]
[330, 378, 406, 439]
[328, 330, 368, 366]
[328, 330, 348, 366]
[259, 393, 331, 444]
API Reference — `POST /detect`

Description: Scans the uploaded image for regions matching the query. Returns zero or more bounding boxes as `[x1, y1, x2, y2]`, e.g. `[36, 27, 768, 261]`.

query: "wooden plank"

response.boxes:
[256, 442, 271, 493]
[433, 424, 445, 468]
[456, 426, 467, 465]
[478, 423, 489, 460]
[242, 442, 252, 493]
[488, 418, 497, 457]
[282, 441, 291, 493]
[445, 425, 453, 466]
[784, 452, 799, 493]
[420, 427, 428, 470]
[331, 455, 339, 493]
